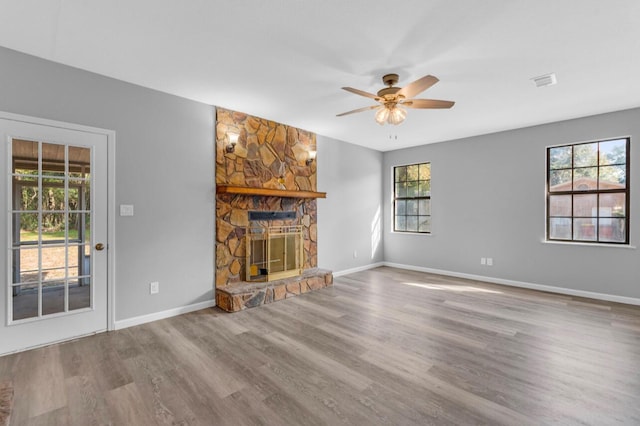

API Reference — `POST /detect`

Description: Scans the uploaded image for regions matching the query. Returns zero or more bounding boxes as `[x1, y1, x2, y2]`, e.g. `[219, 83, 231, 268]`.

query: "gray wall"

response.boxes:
[384, 108, 640, 299]
[0, 47, 215, 321]
[317, 135, 384, 273]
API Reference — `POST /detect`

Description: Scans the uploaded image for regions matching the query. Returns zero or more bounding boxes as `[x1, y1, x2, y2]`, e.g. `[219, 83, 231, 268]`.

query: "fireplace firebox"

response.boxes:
[245, 225, 304, 282]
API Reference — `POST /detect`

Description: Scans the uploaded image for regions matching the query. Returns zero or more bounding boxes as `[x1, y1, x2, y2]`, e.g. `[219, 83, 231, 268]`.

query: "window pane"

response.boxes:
[599, 139, 626, 166]
[419, 163, 431, 180]
[418, 216, 431, 233]
[418, 181, 431, 196]
[395, 166, 407, 182]
[599, 193, 625, 217]
[549, 146, 572, 169]
[573, 167, 597, 190]
[418, 199, 431, 216]
[12, 139, 39, 174]
[549, 218, 571, 240]
[69, 180, 90, 210]
[41, 246, 66, 281]
[406, 200, 418, 215]
[68, 213, 90, 243]
[395, 182, 407, 198]
[573, 194, 597, 217]
[42, 178, 66, 211]
[42, 280, 65, 315]
[407, 165, 419, 181]
[406, 216, 418, 232]
[395, 216, 406, 231]
[395, 200, 406, 216]
[68, 146, 90, 177]
[68, 187, 79, 211]
[12, 248, 39, 284]
[599, 165, 625, 189]
[13, 176, 38, 211]
[13, 213, 39, 243]
[573, 143, 598, 167]
[67, 245, 79, 268]
[574, 218, 597, 241]
[42, 213, 66, 241]
[407, 181, 418, 197]
[599, 218, 625, 243]
[549, 195, 571, 216]
[549, 169, 572, 191]
[13, 284, 39, 320]
[80, 245, 91, 275]
[42, 143, 66, 177]
[69, 278, 91, 311]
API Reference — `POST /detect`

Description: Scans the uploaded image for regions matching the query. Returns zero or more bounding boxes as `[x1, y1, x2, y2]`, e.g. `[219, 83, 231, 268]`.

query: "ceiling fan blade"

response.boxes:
[341, 87, 381, 101]
[402, 99, 455, 109]
[336, 105, 380, 117]
[398, 75, 439, 99]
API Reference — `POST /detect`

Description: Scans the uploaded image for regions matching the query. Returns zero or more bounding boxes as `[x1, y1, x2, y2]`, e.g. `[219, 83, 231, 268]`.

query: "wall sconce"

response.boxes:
[226, 132, 239, 153]
[306, 150, 317, 165]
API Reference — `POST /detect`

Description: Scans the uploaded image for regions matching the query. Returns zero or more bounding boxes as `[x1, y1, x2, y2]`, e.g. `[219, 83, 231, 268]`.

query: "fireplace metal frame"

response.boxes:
[245, 225, 304, 282]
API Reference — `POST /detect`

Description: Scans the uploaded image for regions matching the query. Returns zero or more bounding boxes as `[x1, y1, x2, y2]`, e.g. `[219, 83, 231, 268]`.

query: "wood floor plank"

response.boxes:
[1, 266, 639, 425]
[9, 346, 67, 423]
[104, 382, 156, 425]
[64, 375, 111, 426]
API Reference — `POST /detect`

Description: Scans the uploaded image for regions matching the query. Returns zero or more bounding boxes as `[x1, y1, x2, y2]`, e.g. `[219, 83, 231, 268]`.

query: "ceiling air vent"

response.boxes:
[532, 73, 557, 88]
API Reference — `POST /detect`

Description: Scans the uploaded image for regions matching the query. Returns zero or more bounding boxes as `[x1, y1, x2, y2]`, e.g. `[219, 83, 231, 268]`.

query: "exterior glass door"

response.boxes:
[1, 116, 108, 355]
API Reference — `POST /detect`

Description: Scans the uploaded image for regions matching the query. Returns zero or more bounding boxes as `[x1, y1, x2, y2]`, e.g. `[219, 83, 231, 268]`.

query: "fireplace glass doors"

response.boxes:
[245, 225, 303, 282]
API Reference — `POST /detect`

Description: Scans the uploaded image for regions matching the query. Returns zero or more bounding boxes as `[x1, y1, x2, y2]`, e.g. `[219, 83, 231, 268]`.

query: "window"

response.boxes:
[547, 138, 629, 244]
[394, 162, 431, 233]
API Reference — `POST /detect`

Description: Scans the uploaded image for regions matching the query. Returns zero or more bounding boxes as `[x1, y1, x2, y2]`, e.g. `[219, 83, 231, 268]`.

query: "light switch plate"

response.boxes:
[120, 204, 134, 216]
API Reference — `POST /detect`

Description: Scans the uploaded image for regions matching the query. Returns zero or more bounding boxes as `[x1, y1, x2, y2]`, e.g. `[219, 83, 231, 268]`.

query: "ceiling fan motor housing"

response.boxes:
[378, 74, 403, 100]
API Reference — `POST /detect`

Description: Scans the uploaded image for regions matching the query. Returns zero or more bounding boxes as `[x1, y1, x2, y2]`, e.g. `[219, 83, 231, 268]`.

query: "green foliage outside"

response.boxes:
[549, 140, 627, 188]
[14, 171, 90, 234]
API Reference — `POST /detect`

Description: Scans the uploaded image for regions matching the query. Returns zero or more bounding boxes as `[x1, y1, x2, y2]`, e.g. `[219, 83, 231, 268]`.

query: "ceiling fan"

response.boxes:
[337, 73, 455, 125]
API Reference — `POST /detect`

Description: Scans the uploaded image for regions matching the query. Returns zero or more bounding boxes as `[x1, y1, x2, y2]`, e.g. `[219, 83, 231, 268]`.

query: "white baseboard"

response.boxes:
[332, 262, 385, 278]
[113, 300, 216, 330]
[381, 262, 640, 306]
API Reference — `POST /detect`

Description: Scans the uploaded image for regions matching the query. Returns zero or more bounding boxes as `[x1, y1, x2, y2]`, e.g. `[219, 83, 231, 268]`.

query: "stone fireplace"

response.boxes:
[215, 108, 332, 312]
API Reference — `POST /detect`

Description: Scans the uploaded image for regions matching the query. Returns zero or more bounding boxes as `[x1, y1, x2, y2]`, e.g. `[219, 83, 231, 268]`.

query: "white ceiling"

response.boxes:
[1, 0, 640, 151]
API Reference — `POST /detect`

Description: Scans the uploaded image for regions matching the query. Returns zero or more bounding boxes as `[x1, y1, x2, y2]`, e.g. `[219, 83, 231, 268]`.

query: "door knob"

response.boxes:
[95, 243, 105, 251]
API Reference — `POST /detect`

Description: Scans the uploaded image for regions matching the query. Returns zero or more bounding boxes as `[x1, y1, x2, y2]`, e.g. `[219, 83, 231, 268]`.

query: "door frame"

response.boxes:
[1, 111, 116, 332]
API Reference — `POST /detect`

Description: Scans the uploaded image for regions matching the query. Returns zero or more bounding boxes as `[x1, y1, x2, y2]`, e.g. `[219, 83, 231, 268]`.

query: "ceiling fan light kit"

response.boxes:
[338, 73, 455, 126]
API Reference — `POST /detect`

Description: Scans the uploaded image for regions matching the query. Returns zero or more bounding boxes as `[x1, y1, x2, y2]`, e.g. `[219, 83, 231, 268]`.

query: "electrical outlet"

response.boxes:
[487, 258, 493, 266]
[150, 281, 159, 294]
[353, 250, 358, 258]
[480, 257, 486, 265]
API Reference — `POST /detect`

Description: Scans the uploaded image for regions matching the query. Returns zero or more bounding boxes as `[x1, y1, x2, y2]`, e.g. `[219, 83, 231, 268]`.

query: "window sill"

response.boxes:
[391, 231, 433, 236]
[541, 240, 636, 249]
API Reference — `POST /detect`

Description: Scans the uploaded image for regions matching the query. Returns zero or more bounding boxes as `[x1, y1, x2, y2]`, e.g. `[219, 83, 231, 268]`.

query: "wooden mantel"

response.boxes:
[216, 185, 326, 199]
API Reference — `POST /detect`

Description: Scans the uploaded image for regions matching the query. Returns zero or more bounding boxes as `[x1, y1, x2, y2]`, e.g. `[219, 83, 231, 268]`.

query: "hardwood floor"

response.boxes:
[1, 266, 640, 425]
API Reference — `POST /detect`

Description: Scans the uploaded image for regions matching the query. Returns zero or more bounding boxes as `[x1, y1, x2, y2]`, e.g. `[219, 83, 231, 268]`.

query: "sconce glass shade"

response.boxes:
[226, 132, 239, 153]
[228, 132, 239, 145]
[306, 149, 317, 165]
[375, 107, 390, 125]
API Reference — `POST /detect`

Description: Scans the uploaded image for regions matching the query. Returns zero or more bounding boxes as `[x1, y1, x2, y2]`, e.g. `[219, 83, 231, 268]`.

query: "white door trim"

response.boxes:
[0, 111, 116, 331]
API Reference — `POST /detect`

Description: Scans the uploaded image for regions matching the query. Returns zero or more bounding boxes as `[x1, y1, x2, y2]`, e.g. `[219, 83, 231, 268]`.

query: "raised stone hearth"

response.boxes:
[216, 268, 333, 312]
